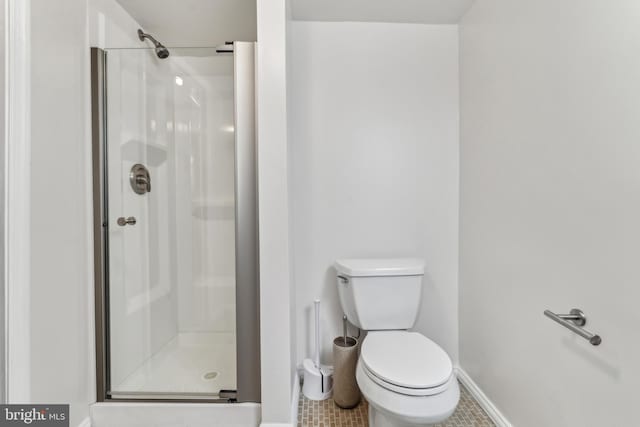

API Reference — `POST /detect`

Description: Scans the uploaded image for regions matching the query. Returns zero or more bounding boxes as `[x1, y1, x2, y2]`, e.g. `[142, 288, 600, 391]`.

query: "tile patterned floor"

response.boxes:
[297, 381, 494, 427]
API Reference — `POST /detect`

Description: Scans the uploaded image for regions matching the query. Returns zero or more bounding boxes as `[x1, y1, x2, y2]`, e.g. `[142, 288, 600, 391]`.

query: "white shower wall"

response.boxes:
[175, 57, 237, 334]
[106, 50, 180, 388]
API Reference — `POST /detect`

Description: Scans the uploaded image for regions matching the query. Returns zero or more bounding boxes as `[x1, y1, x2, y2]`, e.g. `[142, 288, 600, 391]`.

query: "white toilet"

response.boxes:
[334, 258, 459, 427]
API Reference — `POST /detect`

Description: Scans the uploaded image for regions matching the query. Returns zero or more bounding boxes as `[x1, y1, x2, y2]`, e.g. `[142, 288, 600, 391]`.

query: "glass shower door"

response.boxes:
[92, 44, 259, 401]
[105, 47, 187, 397]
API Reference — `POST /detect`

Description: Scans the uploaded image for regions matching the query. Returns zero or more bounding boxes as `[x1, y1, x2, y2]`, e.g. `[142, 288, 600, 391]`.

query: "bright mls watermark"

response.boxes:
[0, 405, 68, 426]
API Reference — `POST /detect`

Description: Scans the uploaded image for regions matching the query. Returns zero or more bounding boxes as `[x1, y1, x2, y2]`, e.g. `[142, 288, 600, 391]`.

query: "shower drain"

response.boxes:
[203, 371, 219, 380]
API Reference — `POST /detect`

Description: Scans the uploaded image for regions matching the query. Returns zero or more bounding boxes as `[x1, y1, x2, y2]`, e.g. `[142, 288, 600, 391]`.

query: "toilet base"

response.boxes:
[368, 403, 456, 427]
[369, 404, 413, 427]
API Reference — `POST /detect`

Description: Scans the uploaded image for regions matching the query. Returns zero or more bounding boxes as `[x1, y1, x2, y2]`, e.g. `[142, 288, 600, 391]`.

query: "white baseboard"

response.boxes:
[77, 416, 91, 427]
[455, 367, 512, 427]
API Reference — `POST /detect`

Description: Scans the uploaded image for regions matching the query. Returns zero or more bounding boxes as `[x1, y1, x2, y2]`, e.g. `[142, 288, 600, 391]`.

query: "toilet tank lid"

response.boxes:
[334, 258, 424, 277]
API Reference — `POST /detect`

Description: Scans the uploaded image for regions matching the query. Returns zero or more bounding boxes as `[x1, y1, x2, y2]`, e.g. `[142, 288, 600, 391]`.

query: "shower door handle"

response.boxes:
[117, 216, 137, 226]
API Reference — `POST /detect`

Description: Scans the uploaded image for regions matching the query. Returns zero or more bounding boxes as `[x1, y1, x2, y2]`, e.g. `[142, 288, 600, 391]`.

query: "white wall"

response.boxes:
[286, 1, 298, 422]
[30, 0, 94, 424]
[291, 0, 474, 24]
[289, 22, 460, 366]
[257, 0, 296, 424]
[0, 0, 6, 403]
[459, 1, 640, 425]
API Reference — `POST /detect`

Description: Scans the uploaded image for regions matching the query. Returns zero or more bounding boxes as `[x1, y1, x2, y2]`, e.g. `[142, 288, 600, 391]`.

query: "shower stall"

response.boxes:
[90, 43, 259, 402]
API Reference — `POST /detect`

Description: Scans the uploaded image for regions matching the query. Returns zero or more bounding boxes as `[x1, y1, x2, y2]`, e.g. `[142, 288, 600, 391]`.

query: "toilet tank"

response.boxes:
[334, 258, 424, 330]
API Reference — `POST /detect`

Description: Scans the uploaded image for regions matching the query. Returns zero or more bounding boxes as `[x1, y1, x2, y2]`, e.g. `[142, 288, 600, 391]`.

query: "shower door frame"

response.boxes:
[90, 45, 260, 403]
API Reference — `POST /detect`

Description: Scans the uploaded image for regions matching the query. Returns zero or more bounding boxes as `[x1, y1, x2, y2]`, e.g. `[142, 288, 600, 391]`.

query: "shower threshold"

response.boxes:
[107, 390, 233, 402]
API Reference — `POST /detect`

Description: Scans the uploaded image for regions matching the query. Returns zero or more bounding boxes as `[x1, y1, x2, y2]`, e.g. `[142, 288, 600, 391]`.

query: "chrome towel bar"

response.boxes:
[544, 308, 602, 346]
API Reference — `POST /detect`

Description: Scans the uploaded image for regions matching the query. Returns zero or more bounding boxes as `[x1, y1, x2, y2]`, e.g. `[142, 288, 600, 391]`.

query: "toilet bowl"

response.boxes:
[334, 258, 459, 426]
[357, 331, 459, 426]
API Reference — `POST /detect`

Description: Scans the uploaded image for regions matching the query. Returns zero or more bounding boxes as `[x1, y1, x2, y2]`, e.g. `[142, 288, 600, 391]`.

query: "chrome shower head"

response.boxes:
[137, 29, 170, 59]
[156, 46, 170, 59]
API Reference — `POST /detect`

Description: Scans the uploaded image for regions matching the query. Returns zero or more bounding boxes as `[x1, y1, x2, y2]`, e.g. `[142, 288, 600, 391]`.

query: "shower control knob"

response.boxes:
[130, 164, 151, 195]
[117, 216, 137, 226]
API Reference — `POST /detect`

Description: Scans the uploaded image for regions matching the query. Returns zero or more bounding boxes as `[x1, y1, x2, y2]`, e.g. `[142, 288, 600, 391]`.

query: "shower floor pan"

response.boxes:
[110, 332, 236, 398]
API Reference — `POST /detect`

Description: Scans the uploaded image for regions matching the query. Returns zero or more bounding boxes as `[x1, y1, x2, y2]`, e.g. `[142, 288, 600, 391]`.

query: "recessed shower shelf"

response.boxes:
[121, 139, 167, 167]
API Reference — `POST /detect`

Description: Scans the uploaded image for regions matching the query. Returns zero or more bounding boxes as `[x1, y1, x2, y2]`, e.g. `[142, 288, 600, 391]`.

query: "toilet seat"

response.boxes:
[362, 363, 452, 397]
[361, 331, 453, 397]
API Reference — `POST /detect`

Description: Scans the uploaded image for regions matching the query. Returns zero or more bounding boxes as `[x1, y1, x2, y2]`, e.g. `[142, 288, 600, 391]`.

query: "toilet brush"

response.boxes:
[302, 299, 333, 400]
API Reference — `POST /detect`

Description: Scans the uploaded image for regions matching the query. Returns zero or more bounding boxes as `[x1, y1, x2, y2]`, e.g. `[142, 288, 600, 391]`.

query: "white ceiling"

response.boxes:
[291, 0, 476, 24]
[115, 0, 473, 48]
[115, 0, 256, 47]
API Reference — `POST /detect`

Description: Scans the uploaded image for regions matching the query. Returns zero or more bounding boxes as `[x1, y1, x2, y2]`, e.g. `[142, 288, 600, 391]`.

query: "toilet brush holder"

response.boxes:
[302, 299, 333, 400]
[302, 358, 333, 400]
[332, 336, 360, 408]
